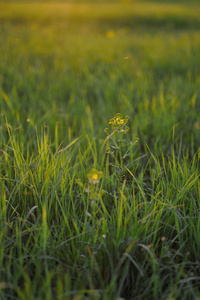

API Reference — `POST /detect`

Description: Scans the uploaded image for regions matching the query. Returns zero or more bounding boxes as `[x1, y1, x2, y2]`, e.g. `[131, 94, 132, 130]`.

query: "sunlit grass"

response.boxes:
[0, 2, 200, 24]
[1, 1, 200, 299]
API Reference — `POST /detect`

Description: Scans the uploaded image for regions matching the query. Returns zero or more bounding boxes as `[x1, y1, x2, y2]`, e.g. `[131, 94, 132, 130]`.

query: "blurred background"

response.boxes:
[0, 0, 200, 155]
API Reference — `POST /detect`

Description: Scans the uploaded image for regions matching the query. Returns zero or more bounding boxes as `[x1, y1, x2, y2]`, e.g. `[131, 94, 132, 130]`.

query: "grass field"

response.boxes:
[1, 1, 200, 299]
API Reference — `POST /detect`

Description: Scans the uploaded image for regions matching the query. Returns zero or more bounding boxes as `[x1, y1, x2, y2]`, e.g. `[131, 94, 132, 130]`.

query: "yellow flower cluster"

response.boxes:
[109, 113, 129, 126]
[104, 113, 130, 134]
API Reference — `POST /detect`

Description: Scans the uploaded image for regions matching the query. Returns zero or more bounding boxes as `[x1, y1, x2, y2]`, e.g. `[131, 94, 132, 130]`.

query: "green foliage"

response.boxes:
[1, 1, 200, 299]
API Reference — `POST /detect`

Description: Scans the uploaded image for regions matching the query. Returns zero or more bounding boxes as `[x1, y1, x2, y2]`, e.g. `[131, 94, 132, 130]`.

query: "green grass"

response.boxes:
[1, 1, 200, 299]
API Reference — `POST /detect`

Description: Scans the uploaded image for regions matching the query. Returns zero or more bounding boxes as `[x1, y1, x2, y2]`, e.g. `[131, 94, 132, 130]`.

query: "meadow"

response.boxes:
[1, 1, 200, 299]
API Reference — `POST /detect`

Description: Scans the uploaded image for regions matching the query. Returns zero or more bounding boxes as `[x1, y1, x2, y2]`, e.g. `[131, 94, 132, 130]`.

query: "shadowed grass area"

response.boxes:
[1, 1, 200, 299]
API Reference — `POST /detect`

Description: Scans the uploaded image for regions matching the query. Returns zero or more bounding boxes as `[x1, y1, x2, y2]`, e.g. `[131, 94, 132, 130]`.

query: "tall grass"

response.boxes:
[1, 1, 200, 299]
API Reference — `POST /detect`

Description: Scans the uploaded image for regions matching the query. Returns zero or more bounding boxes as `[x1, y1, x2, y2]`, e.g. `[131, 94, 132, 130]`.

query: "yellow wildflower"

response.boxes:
[87, 169, 103, 184]
[106, 30, 115, 38]
[107, 113, 130, 133]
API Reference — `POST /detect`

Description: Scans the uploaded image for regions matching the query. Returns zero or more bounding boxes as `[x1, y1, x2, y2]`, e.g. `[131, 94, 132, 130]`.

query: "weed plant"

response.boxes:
[1, 1, 200, 299]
